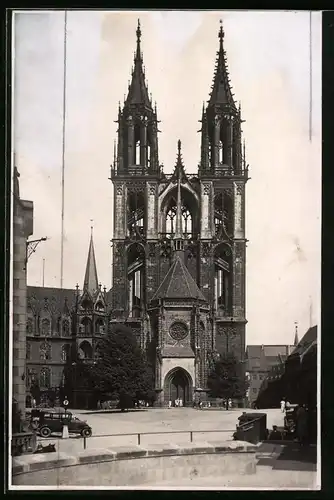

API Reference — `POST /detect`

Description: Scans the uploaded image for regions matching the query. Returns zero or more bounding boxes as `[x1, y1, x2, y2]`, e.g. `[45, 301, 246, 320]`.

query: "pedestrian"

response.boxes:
[280, 398, 286, 413]
[296, 404, 308, 446]
[269, 425, 283, 440]
[228, 398, 232, 409]
[168, 400, 172, 408]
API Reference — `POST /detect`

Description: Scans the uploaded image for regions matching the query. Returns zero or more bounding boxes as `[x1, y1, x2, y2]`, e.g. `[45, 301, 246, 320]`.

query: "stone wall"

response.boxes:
[12, 441, 257, 487]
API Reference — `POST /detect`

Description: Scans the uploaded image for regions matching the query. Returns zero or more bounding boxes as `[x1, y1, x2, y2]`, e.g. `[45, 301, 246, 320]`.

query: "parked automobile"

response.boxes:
[29, 410, 92, 438]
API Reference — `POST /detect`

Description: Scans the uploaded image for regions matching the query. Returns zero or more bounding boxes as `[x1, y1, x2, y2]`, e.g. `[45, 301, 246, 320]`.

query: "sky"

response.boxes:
[13, 10, 322, 346]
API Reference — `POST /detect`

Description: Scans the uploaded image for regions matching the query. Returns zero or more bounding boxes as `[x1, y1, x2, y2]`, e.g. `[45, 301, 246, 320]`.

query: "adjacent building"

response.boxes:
[255, 325, 317, 412]
[12, 166, 34, 415]
[245, 343, 295, 407]
[25, 231, 111, 408]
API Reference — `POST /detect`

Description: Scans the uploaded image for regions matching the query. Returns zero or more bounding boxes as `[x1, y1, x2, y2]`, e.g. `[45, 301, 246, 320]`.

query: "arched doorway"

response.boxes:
[164, 368, 193, 406]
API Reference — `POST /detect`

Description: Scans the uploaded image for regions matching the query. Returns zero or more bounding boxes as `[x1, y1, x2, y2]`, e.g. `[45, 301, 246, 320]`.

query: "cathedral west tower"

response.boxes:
[110, 20, 249, 405]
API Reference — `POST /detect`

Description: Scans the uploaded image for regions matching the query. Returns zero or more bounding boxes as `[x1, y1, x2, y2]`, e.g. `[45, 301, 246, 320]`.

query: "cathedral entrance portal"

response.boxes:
[164, 368, 193, 406]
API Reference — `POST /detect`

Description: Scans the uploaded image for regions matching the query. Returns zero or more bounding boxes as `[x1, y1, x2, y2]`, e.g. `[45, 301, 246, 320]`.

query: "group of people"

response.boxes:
[281, 397, 311, 446]
[168, 398, 183, 407]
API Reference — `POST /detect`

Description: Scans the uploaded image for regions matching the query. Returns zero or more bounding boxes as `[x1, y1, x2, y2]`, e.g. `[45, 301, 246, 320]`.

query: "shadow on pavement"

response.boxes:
[256, 442, 317, 472]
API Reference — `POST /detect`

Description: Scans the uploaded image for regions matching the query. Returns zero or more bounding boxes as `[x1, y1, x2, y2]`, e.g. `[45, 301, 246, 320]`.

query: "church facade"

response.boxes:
[25, 20, 249, 408]
[109, 21, 249, 405]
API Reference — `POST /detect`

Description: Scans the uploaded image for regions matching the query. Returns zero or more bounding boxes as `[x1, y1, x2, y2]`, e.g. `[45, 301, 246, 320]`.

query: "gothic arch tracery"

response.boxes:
[127, 243, 145, 318]
[214, 243, 233, 316]
[160, 186, 199, 239]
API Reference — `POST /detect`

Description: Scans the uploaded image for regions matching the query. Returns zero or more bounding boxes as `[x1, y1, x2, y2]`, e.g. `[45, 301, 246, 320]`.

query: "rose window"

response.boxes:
[169, 322, 188, 341]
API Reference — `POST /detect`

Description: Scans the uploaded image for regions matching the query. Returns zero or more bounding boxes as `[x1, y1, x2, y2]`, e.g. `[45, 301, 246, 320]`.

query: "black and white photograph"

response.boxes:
[9, 9, 321, 490]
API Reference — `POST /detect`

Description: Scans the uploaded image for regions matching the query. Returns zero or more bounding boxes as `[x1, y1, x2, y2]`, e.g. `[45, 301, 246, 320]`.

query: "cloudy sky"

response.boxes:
[13, 10, 321, 345]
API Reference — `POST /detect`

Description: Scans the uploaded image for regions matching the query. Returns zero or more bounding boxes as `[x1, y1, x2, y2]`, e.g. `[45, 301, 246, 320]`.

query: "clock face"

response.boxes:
[169, 322, 188, 341]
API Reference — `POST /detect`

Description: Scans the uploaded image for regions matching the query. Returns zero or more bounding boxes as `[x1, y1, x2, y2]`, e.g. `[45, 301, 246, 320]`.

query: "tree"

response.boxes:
[90, 323, 155, 410]
[207, 352, 249, 409]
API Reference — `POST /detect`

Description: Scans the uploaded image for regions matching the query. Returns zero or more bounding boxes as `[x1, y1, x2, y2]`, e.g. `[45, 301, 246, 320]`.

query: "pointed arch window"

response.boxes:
[61, 344, 71, 363]
[40, 367, 51, 389]
[62, 319, 71, 337]
[81, 317, 92, 335]
[95, 318, 105, 334]
[27, 368, 37, 388]
[165, 203, 193, 237]
[219, 141, 224, 164]
[214, 245, 232, 316]
[27, 317, 34, 336]
[78, 341, 93, 360]
[135, 140, 140, 165]
[95, 301, 104, 312]
[127, 244, 145, 318]
[182, 207, 192, 235]
[166, 205, 176, 235]
[40, 341, 51, 361]
[41, 318, 51, 337]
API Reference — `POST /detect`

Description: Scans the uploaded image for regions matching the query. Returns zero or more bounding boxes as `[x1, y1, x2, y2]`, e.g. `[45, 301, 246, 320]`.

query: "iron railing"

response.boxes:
[38, 428, 235, 450]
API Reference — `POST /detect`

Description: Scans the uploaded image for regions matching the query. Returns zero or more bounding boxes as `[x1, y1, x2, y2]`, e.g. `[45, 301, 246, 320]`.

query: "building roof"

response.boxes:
[27, 286, 77, 314]
[152, 254, 206, 302]
[290, 325, 317, 358]
[246, 344, 295, 372]
[263, 345, 294, 357]
[83, 231, 99, 296]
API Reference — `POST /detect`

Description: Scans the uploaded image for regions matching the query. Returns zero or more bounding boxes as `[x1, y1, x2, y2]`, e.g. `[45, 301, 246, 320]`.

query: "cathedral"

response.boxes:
[26, 20, 249, 408]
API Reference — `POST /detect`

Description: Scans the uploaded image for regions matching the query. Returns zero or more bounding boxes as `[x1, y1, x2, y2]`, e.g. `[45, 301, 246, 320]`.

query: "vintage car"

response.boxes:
[30, 409, 92, 438]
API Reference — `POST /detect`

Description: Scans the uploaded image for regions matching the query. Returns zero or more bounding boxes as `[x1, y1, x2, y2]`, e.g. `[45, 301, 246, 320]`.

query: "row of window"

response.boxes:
[26, 342, 71, 362]
[26, 341, 103, 363]
[27, 367, 52, 389]
[27, 317, 71, 337]
[27, 317, 106, 336]
[251, 373, 264, 381]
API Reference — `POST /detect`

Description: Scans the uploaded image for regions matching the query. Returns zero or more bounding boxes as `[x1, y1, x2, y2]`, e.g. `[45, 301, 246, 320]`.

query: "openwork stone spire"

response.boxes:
[208, 20, 236, 109]
[125, 19, 152, 109]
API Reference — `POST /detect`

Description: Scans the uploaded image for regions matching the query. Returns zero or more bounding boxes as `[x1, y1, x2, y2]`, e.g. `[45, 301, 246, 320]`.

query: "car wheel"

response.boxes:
[40, 426, 52, 438]
[81, 427, 92, 438]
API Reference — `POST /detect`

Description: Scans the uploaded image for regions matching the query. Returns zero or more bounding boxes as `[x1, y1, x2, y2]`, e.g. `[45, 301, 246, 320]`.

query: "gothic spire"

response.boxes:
[83, 225, 99, 297]
[208, 20, 236, 109]
[175, 141, 183, 240]
[294, 322, 299, 346]
[125, 19, 152, 109]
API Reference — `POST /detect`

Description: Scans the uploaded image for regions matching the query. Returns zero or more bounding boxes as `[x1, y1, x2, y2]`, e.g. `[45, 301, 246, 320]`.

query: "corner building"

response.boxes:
[110, 21, 249, 405]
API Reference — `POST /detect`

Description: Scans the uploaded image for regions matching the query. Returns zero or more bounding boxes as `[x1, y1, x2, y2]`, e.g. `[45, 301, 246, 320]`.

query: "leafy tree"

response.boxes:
[207, 352, 249, 409]
[90, 323, 155, 410]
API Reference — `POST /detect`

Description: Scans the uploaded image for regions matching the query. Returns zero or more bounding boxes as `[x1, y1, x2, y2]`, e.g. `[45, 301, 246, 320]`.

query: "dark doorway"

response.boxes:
[169, 369, 190, 404]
